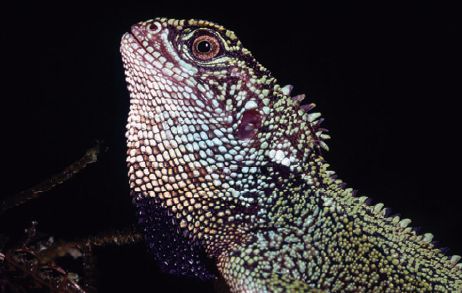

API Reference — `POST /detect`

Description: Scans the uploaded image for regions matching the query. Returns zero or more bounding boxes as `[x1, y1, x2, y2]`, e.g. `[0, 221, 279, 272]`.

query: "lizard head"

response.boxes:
[121, 18, 328, 248]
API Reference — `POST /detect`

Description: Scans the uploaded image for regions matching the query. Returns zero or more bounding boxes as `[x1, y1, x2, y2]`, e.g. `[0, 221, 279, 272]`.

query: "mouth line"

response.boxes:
[123, 31, 189, 110]
[127, 31, 150, 56]
[123, 31, 169, 81]
[122, 28, 202, 108]
[129, 27, 144, 47]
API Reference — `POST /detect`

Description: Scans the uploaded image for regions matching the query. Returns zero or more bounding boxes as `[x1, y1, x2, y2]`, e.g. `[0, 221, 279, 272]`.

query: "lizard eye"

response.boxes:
[191, 35, 221, 60]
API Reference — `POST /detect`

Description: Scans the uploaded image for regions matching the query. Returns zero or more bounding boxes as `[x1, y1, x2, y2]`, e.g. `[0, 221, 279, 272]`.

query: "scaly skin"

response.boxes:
[120, 18, 462, 292]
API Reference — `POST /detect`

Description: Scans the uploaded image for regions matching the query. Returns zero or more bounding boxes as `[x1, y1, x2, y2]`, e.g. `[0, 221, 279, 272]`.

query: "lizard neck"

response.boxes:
[201, 153, 337, 257]
[212, 161, 462, 291]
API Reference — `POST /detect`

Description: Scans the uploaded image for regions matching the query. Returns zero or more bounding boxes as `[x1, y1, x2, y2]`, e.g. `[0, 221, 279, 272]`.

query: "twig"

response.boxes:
[2, 248, 86, 293]
[37, 226, 143, 264]
[1, 225, 142, 292]
[0, 141, 104, 215]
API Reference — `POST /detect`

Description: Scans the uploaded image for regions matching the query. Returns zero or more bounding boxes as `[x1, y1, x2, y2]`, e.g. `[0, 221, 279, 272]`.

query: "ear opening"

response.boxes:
[235, 109, 262, 140]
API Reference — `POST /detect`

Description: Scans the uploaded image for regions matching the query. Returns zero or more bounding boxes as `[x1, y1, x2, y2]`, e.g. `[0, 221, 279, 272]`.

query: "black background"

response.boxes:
[1, 2, 460, 292]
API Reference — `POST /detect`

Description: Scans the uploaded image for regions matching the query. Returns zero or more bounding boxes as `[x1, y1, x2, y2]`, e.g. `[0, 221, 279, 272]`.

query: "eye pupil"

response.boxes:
[196, 41, 211, 53]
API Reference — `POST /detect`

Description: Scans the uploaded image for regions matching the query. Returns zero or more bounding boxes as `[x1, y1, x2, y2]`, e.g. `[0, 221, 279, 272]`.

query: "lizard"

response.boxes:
[120, 17, 462, 292]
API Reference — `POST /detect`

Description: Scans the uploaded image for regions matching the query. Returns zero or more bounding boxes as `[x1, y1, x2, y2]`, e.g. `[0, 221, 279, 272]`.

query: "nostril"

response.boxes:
[148, 21, 161, 33]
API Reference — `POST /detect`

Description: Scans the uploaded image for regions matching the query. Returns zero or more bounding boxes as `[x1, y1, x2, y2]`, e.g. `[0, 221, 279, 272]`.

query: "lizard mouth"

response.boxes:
[128, 24, 159, 54]
[121, 28, 180, 106]
[120, 20, 173, 78]
[121, 29, 163, 74]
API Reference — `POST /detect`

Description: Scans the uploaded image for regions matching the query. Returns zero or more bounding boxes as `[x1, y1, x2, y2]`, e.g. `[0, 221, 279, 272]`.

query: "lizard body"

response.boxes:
[121, 18, 462, 292]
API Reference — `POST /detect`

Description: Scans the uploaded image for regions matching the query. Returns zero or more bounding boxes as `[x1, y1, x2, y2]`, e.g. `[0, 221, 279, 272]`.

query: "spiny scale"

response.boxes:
[120, 17, 462, 292]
